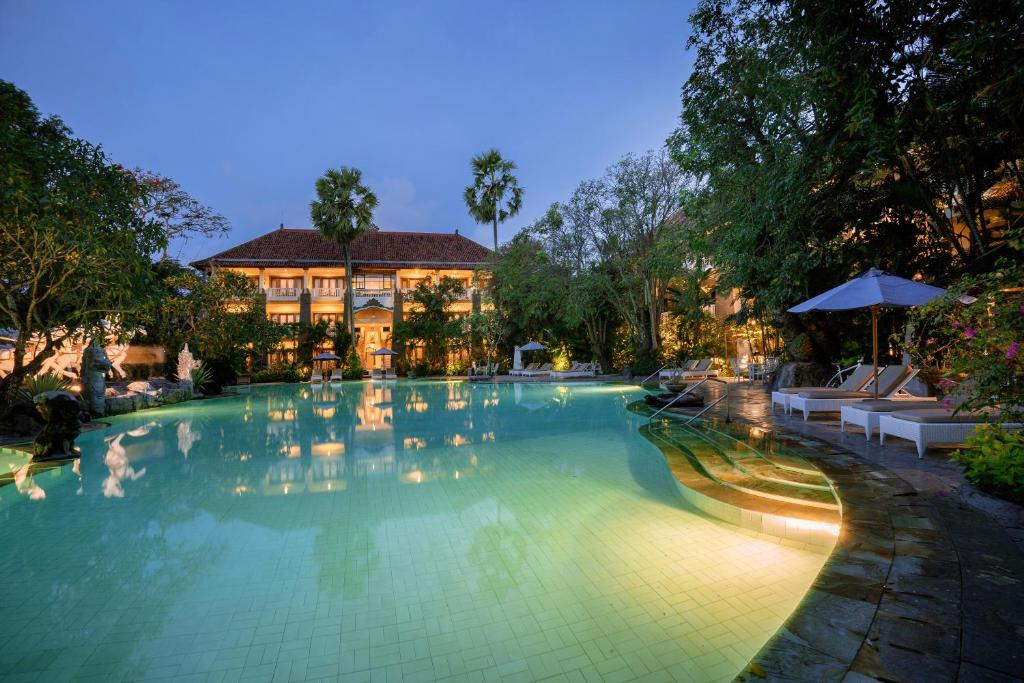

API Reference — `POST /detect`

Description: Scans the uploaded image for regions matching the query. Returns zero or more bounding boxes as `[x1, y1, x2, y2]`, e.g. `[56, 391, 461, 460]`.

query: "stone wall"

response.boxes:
[104, 378, 191, 416]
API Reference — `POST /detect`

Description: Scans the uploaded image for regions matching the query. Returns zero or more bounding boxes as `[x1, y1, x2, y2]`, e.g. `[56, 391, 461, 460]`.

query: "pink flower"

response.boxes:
[1008, 342, 1020, 360]
[965, 328, 976, 339]
[937, 378, 954, 390]
[942, 397, 952, 409]
[1019, 304, 1024, 314]
[951, 320, 961, 328]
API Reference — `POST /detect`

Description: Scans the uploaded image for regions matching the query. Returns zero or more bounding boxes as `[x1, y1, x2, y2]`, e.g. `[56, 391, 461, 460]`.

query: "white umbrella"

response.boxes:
[788, 268, 946, 398]
[518, 341, 546, 351]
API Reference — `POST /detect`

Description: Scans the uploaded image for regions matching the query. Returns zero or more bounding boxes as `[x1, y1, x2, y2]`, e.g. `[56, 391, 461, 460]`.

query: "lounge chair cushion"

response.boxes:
[780, 386, 832, 395]
[890, 408, 994, 424]
[850, 399, 938, 412]
[797, 390, 871, 399]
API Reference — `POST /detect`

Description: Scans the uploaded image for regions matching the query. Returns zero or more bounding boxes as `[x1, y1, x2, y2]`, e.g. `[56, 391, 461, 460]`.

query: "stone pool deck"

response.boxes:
[684, 383, 1024, 682]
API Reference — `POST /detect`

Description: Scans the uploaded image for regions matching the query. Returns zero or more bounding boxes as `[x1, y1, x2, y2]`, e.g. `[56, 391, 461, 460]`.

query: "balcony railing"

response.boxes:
[313, 287, 342, 299]
[400, 287, 474, 300]
[267, 287, 299, 299]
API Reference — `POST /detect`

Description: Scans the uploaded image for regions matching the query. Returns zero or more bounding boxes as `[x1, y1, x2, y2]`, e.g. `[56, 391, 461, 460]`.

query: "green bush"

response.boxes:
[445, 360, 468, 376]
[189, 364, 212, 391]
[343, 350, 363, 380]
[551, 348, 571, 372]
[19, 372, 72, 404]
[251, 363, 301, 384]
[953, 425, 1024, 502]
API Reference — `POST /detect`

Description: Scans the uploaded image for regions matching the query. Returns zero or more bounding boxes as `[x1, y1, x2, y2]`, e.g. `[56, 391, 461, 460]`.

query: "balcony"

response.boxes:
[352, 288, 394, 311]
[267, 287, 300, 300]
[400, 287, 474, 300]
[313, 287, 342, 300]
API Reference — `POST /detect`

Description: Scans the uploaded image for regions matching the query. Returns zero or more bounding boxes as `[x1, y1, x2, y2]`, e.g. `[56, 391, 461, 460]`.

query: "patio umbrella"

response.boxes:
[518, 341, 546, 351]
[370, 347, 398, 369]
[788, 268, 946, 398]
[312, 351, 342, 370]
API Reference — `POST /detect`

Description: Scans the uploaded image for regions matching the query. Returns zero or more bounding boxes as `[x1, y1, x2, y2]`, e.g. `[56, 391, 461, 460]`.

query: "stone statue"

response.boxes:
[32, 391, 82, 461]
[177, 344, 200, 394]
[80, 342, 112, 416]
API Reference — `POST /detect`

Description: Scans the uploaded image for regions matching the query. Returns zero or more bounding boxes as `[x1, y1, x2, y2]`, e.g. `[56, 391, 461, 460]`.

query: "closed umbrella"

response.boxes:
[788, 268, 946, 399]
[513, 346, 522, 371]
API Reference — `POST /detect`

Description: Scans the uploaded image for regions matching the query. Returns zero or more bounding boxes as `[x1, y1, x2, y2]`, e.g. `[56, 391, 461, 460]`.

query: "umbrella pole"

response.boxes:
[872, 305, 880, 400]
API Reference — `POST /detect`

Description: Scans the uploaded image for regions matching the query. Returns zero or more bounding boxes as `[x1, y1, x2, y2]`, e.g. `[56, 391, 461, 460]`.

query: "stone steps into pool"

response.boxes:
[630, 401, 840, 549]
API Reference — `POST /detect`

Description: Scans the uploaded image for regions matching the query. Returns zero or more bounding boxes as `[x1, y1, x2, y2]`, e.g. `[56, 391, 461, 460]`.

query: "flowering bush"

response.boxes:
[909, 238, 1023, 421]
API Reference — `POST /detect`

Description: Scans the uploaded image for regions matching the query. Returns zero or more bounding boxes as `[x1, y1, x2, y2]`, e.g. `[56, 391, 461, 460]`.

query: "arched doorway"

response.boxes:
[353, 308, 394, 371]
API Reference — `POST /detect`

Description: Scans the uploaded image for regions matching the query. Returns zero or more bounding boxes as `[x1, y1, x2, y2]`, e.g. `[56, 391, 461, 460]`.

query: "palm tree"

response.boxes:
[463, 148, 524, 251]
[310, 167, 378, 334]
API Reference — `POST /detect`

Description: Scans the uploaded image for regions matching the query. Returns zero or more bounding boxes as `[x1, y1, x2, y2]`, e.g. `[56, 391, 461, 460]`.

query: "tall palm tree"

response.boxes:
[310, 167, 378, 334]
[463, 148, 524, 251]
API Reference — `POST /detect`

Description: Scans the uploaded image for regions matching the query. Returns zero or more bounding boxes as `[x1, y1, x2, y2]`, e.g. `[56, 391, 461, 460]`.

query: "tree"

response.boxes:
[130, 169, 229, 260]
[464, 148, 524, 251]
[0, 80, 163, 411]
[310, 167, 378, 334]
[668, 0, 1022, 362]
[393, 277, 467, 370]
[155, 270, 287, 391]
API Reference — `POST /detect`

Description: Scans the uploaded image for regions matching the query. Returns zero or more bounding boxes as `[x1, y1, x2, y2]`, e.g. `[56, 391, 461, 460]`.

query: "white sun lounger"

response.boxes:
[511, 362, 539, 377]
[772, 363, 877, 414]
[790, 365, 922, 421]
[329, 368, 343, 382]
[878, 409, 1022, 458]
[840, 398, 940, 440]
[660, 360, 698, 379]
[520, 363, 552, 377]
[311, 368, 323, 383]
[551, 362, 596, 378]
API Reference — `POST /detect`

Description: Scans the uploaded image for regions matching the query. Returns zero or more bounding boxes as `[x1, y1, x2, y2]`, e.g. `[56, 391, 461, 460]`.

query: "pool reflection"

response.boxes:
[77, 381, 636, 501]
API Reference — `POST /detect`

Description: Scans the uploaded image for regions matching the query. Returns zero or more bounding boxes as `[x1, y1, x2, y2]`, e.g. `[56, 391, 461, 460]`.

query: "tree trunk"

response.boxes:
[344, 245, 355, 335]
[492, 216, 498, 252]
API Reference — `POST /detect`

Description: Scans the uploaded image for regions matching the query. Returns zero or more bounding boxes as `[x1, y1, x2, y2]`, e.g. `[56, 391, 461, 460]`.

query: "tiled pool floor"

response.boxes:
[0, 382, 830, 681]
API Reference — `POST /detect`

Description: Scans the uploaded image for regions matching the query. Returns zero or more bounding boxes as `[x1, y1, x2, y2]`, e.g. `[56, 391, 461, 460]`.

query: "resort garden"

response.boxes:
[1, 0, 1023, 679]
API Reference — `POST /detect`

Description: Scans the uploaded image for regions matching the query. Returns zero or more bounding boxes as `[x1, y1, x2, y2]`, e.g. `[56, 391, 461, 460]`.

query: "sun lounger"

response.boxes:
[511, 362, 539, 377]
[370, 368, 384, 380]
[840, 398, 940, 440]
[520, 363, 552, 377]
[551, 362, 596, 378]
[772, 363, 877, 414]
[311, 368, 323, 383]
[879, 409, 1022, 458]
[790, 365, 921, 421]
[385, 368, 397, 380]
[669, 359, 717, 380]
[660, 360, 698, 379]
[329, 368, 343, 382]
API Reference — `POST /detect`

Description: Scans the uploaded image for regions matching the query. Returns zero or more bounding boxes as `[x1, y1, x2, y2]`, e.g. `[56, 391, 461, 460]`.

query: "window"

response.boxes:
[313, 277, 343, 290]
[401, 278, 425, 289]
[270, 313, 299, 324]
[313, 313, 340, 324]
[353, 274, 395, 290]
[269, 277, 301, 290]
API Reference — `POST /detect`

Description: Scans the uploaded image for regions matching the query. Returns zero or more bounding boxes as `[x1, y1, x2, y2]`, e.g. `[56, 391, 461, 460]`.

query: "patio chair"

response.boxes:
[771, 363, 877, 414]
[660, 360, 697, 379]
[329, 368, 343, 382]
[749, 356, 780, 384]
[790, 365, 922, 421]
[311, 368, 323, 383]
[674, 359, 717, 380]
[879, 409, 1023, 458]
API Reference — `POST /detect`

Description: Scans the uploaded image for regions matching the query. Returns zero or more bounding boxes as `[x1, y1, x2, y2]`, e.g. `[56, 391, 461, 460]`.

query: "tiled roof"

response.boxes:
[191, 228, 491, 269]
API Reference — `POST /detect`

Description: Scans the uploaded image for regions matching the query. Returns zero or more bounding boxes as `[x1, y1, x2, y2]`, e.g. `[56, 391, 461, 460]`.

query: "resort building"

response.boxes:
[192, 225, 491, 367]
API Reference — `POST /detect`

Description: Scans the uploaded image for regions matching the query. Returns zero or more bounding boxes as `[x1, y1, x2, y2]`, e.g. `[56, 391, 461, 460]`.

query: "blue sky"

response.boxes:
[0, 1, 696, 262]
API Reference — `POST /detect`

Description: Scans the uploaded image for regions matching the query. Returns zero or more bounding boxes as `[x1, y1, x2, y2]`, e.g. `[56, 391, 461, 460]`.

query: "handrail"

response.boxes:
[647, 378, 712, 420]
[683, 377, 731, 424]
[639, 364, 669, 385]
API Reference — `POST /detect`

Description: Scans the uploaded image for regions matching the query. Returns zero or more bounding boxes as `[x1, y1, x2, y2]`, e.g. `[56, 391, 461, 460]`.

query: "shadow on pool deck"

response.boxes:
[655, 381, 1024, 683]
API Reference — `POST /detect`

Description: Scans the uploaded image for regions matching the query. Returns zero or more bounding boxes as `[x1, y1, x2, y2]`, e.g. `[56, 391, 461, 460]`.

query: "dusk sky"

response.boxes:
[0, 1, 696, 263]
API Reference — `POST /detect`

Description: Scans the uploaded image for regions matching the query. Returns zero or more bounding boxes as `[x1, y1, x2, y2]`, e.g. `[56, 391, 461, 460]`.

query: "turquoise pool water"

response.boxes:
[0, 381, 828, 682]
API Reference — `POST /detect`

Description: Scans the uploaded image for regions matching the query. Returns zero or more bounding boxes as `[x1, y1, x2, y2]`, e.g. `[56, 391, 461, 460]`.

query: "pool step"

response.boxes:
[630, 401, 841, 548]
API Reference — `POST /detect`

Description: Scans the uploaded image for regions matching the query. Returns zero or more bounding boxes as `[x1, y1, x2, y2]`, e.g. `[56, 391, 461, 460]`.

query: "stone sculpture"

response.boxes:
[177, 344, 200, 394]
[32, 391, 82, 461]
[80, 342, 112, 416]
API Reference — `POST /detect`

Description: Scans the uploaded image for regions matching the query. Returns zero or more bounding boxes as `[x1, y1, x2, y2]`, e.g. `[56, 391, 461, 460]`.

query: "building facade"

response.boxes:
[192, 226, 491, 368]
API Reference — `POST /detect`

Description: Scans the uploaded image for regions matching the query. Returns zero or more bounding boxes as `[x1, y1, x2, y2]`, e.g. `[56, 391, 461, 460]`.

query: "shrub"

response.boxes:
[19, 373, 72, 404]
[343, 350, 363, 380]
[189, 364, 212, 391]
[551, 347, 571, 372]
[414, 361, 430, 378]
[445, 360, 468, 376]
[251, 363, 301, 384]
[953, 425, 1024, 502]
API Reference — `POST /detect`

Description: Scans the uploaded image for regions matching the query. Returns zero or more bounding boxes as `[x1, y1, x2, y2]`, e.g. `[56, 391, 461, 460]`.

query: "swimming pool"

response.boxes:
[0, 381, 830, 681]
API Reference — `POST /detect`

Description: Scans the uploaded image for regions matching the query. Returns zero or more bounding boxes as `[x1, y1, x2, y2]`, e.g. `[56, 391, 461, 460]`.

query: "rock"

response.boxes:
[127, 380, 157, 395]
[80, 343, 112, 416]
[772, 361, 834, 390]
[162, 388, 191, 404]
[32, 391, 82, 461]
